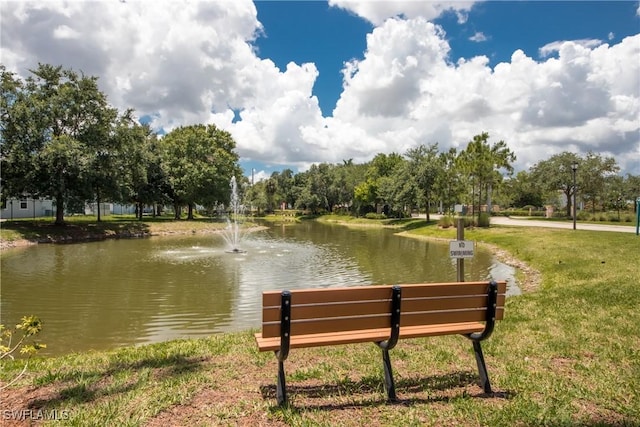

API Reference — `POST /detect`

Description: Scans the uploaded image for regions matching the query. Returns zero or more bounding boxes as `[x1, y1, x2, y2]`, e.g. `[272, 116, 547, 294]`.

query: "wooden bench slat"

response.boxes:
[397, 322, 485, 339]
[261, 294, 506, 324]
[262, 281, 506, 307]
[401, 294, 506, 312]
[400, 281, 507, 298]
[401, 307, 505, 327]
[262, 299, 392, 322]
[255, 322, 486, 352]
[262, 285, 395, 306]
[262, 313, 393, 338]
[255, 328, 392, 351]
[262, 306, 504, 338]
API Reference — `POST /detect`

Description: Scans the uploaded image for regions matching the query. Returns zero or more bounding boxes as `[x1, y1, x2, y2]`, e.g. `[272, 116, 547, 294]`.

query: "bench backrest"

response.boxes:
[261, 281, 507, 338]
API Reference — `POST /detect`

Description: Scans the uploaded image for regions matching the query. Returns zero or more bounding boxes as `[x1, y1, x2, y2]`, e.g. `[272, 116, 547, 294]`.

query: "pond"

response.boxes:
[0, 221, 518, 356]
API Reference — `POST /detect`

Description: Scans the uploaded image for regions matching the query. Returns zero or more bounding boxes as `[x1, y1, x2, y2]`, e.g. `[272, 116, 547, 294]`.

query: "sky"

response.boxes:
[1, 1, 639, 182]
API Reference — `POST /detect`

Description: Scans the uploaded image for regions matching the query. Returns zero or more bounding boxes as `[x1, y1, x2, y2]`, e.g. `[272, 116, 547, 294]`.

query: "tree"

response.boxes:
[403, 144, 439, 220]
[306, 163, 332, 212]
[603, 175, 627, 219]
[273, 168, 296, 209]
[353, 179, 377, 216]
[245, 179, 268, 215]
[530, 152, 581, 217]
[459, 132, 515, 223]
[580, 152, 619, 214]
[1, 64, 118, 224]
[161, 124, 241, 220]
[265, 177, 277, 212]
[365, 153, 404, 213]
[294, 187, 322, 213]
[626, 174, 640, 213]
[506, 170, 544, 208]
[434, 147, 465, 214]
[115, 114, 170, 219]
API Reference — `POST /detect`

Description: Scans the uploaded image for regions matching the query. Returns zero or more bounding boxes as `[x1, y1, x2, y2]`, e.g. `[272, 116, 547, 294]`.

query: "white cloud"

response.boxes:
[1, 1, 638, 175]
[539, 39, 602, 58]
[328, 0, 476, 26]
[53, 25, 80, 40]
[330, 20, 639, 173]
[469, 32, 488, 42]
[455, 10, 469, 24]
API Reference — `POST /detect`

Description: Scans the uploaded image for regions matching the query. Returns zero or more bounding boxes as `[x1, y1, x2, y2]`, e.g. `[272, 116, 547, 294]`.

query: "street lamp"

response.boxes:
[571, 162, 578, 230]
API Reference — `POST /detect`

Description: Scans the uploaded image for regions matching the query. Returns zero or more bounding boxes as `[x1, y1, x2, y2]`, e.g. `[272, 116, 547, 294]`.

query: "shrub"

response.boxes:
[438, 215, 455, 228]
[478, 212, 491, 228]
[501, 209, 545, 217]
[1, 315, 45, 390]
[577, 211, 590, 220]
[364, 213, 386, 220]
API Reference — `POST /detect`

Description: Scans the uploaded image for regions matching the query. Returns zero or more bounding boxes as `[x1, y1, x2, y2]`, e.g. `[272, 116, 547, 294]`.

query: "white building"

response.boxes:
[0, 198, 140, 219]
[0, 197, 54, 220]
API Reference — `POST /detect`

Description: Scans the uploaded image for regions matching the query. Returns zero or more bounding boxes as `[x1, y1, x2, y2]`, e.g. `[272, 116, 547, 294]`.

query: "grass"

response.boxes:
[0, 215, 239, 245]
[317, 214, 429, 229]
[1, 217, 639, 425]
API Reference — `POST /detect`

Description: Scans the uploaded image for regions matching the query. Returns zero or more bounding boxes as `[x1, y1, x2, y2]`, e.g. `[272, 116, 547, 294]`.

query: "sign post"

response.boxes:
[450, 218, 475, 281]
[636, 197, 640, 236]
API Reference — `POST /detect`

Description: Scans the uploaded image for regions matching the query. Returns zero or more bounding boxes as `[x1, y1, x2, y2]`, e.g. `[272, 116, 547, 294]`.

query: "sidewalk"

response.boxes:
[488, 216, 636, 233]
[420, 214, 637, 234]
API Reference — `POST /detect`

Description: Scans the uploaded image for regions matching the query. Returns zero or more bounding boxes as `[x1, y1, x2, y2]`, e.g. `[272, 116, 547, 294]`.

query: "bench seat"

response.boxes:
[255, 321, 485, 352]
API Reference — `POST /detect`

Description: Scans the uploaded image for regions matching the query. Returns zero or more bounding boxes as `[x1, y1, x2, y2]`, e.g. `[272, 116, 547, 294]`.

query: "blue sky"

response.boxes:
[2, 1, 639, 178]
[254, 1, 639, 116]
[254, 1, 373, 116]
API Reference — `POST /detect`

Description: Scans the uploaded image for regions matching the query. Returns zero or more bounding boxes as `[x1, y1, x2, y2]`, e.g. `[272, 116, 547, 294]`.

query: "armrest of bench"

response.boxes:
[276, 290, 291, 362]
[377, 285, 401, 351]
[466, 280, 499, 342]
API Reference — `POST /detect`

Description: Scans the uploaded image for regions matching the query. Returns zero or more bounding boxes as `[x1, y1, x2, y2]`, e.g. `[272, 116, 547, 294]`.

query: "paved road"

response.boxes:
[420, 214, 637, 233]
[489, 216, 637, 233]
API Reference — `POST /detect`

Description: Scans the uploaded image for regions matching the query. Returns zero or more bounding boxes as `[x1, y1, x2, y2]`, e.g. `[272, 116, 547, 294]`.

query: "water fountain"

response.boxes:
[220, 176, 246, 253]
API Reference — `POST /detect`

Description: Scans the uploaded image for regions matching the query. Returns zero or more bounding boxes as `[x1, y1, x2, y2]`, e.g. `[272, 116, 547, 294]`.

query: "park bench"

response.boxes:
[255, 280, 507, 405]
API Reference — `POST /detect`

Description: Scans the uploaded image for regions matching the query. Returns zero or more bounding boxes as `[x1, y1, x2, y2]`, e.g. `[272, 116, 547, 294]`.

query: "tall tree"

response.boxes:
[404, 143, 439, 221]
[273, 168, 296, 209]
[505, 170, 544, 208]
[459, 132, 515, 222]
[626, 174, 640, 213]
[366, 153, 404, 213]
[265, 177, 277, 212]
[580, 151, 619, 214]
[530, 152, 582, 217]
[160, 124, 241, 219]
[603, 175, 627, 220]
[115, 114, 169, 219]
[432, 148, 459, 214]
[1, 64, 117, 224]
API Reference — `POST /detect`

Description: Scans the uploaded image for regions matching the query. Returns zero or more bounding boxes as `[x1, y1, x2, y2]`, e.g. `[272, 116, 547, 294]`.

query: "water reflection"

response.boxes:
[1, 221, 518, 356]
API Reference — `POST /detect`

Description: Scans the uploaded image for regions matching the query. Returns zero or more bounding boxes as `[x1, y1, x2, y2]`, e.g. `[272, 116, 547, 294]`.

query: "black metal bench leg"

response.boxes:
[277, 360, 287, 406]
[381, 348, 397, 401]
[472, 340, 492, 393]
